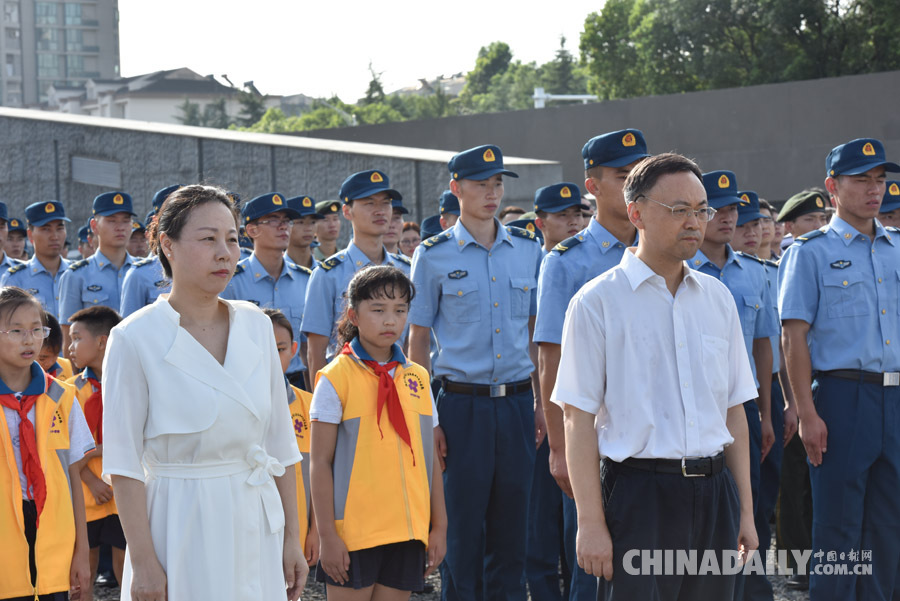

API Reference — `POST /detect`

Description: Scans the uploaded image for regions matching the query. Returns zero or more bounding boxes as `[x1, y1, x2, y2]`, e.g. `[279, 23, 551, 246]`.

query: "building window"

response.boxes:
[35, 2, 57, 25]
[5, 53, 20, 77]
[4, 27, 20, 49]
[3, 2, 19, 25]
[66, 27, 81, 51]
[37, 53, 60, 78]
[66, 53, 83, 76]
[37, 27, 61, 51]
[64, 2, 80, 25]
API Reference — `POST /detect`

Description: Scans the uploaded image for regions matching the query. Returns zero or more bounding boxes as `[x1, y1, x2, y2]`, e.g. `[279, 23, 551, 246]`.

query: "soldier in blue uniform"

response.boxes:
[408, 144, 542, 601]
[312, 200, 343, 263]
[534, 129, 649, 601]
[5, 215, 28, 261]
[384, 196, 409, 255]
[880, 180, 900, 226]
[285, 194, 323, 270]
[58, 191, 137, 351]
[127, 219, 149, 258]
[439, 190, 460, 230]
[0, 202, 21, 271]
[77, 224, 95, 259]
[301, 170, 410, 381]
[0, 201, 71, 318]
[779, 138, 900, 601]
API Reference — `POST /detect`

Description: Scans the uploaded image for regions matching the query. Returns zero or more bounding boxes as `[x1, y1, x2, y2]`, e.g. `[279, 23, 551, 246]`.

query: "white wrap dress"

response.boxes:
[101, 298, 301, 601]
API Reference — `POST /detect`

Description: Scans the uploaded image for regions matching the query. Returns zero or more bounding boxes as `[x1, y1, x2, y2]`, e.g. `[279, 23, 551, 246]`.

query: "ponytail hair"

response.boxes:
[336, 265, 415, 346]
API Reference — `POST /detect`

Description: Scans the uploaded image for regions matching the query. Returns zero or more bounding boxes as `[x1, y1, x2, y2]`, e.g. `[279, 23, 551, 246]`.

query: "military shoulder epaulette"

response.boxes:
[795, 230, 825, 244]
[736, 251, 766, 265]
[68, 259, 88, 271]
[553, 234, 584, 254]
[288, 262, 313, 275]
[507, 226, 538, 242]
[886, 226, 899, 233]
[234, 264, 245, 275]
[421, 232, 453, 250]
[133, 256, 155, 268]
[764, 259, 779, 268]
[391, 252, 411, 265]
[320, 253, 348, 271]
[7, 262, 26, 275]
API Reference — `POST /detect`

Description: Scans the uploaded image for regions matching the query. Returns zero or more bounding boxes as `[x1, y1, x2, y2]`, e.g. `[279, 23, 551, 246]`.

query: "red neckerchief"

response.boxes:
[0, 373, 52, 525]
[341, 342, 414, 465]
[83, 376, 102, 444]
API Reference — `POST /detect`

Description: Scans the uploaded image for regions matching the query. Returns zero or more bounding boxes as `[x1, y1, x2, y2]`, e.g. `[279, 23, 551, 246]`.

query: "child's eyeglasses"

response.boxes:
[0, 327, 52, 342]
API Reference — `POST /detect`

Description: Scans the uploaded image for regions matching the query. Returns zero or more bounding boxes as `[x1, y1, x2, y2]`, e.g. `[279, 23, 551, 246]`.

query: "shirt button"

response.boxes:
[843, 280, 848, 286]
[457, 291, 463, 296]
[92, 299, 98, 304]
[494, 302, 499, 307]
[888, 340, 892, 345]
[878, 278, 883, 283]
[496, 353, 501, 359]
[492, 276, 496, 282]
[524, 286, 529, 291]
[488, 253, 492, 257]
[883, 309, 887, 315]
[683, 383, 689, 388]
[495, 328, 500, 333]
[755, 304, 759, 309]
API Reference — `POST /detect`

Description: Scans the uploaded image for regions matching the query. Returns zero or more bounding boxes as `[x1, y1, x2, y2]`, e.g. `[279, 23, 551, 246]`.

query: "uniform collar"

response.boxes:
[83, 366, 100, 383]
[451, 218, 514, 252]
[93, 250, 135, 271]
[345, 239, 393, 268]
[585, 218, 637, 253]
[690, 244, 742, 270]
[348, 337, 407, 366]
[829, 216, 895, 247]
[0, 252, 15, 268]
[621, 248, 703, 292]
[28, 254, 69, 276]
[246, 253, 296, 282]
[0, 362, 47, 395]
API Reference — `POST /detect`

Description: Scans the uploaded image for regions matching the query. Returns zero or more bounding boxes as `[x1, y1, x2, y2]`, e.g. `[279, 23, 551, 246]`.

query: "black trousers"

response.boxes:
[599, 460, 741, 601]
[1, 500, 68, 601]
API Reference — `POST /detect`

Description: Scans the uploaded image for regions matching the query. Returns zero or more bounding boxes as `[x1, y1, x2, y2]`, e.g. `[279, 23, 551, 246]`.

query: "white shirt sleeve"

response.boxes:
[551, 291, 606, 415]
[66, 400, 95, 466]
[309, 375, 343, 424]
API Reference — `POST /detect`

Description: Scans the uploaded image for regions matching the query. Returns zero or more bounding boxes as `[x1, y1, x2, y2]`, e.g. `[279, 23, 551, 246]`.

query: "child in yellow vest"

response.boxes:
[264, 307, 319, 567]
[36, 313, 75, 382]
[310, 265, 447, 599]
[0, 286, 93, 601]
[66, 305, 124, 598]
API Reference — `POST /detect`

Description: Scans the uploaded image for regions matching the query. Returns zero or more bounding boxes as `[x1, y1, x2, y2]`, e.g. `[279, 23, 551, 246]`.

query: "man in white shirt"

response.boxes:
[554, 153, 758, 599]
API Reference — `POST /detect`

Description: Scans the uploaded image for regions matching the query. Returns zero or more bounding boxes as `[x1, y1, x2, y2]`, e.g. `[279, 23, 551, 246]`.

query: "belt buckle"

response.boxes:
[681, 456, 705, 477]
[885, 372, 900, 387]
[490, 384, 507, 398]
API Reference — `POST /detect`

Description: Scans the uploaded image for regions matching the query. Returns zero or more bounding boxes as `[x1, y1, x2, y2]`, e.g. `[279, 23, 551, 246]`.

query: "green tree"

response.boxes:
[236, 89, 267, 127]
[361, 63, 386, 105]
[175, 98, 202, 126]
[541, 36, 587, 95]
[459, 41, 514, 108]
[202, 97, 231, 129]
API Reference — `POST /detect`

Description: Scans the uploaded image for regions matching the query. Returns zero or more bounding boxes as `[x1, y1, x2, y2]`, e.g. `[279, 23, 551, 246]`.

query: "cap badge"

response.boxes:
[740, 193, 749, 203]
[890, 183, 900, 196]
[862, 142, 876, 156]
[370, 172, 384, 183]
[622, 132, 636, 147]
[302, 197, 312, 207]
[44, 203, 55, 213]
[113, 194, 124, 205]
[10, 219, 18, 226]
[561, 186, 573, 199]
[272, 194, 283, 205]
[331, 204, 338, 212]
[815, 196, 825, 208]
[718, 174, 730, 189]
[483, 148, 496, 162]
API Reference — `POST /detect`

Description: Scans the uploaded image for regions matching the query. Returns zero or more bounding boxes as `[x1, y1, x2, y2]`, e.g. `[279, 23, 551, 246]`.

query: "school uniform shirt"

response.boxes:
[221, 254, 311, 374]
[690, 245, 779, 385]
[778, 217, 900, 372]
[58, 250, 136, 323]
[534, 218, 634, 345]
[102, 297, 301, 601]
[409, 219, 541, 385]
[0, 255, 70, 318]
[120, 254, 170, 317]
[301, 241, 411, 360]
[552, 249, 758, 461]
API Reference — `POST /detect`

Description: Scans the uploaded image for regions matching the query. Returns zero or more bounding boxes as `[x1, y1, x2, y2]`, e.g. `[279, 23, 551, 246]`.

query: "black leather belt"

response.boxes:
[617, 453, 726, 477]
[818, 369, 900, 387]
[441, 378, 532, 398]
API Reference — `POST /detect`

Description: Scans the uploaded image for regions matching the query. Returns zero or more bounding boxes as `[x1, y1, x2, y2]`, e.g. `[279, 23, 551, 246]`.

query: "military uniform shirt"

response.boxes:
[120, 255, 170, 317]
[534, 218, 634, 345]
[778, 217, 900, 372]
[0, 252, 21, 273]
[58, 250, 135, 323]
[765, 260, 780, 374]
[409, 219, 541, 385]
[690, 245, 779, 385]
[0, 255, 70, 318]
[301, 241, 411, 359]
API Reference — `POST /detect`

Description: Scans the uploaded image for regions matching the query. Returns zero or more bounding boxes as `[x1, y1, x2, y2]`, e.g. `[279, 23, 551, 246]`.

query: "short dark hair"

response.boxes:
[148, 185, 239, 279]
[498, 206, 526, 220]
[623, 154, 703, 205]
[43, 311, 62, 352]
[402, 221, 420, 234]
[759, 199, 775, 213]
[585, 165, 604, 180]
[263, 308, 294, 342]
[337, 265, 415, 346]
[69, 305, 121, 337]
[0, 287, 44, 327]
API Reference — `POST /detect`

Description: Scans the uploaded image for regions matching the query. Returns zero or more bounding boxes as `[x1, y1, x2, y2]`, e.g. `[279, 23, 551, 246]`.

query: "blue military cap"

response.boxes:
[8, 217, 25, 233]
[339, 170, 402, 203]
[77, 224, 91, 243]
[506, 217, 544, 242]
[420, 215, 444, 239]
[25, 201, 71, 227]
[131, 219, 146, 234]
[826, 138, 900, 177]
[93, 191, 136, 217]
[145, 210, 157, 225]
[582, 129, 650, 170]
[391, 197, 409, 215]
[449, 145, 518, 181]
[152, 184, 181, 211]
[0, 201, 7, 222]
[241, 193, 302, 224]
[882, 181, 900, 213]
[736, 191, 765, 226]
[702, 171, 743, 209]
[534, 182, 589, 213]
[439, 190, 460, 215]
[239, 230, 254, 249]
[286, 195, 325, 219]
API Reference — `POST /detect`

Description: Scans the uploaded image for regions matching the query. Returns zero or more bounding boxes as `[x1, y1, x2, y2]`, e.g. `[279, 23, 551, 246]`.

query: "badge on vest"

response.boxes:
[448, 270, 468, 279]
[830, 260, 852, 269]
[87, 284, 102, 291]
[154, 280, 168, 288]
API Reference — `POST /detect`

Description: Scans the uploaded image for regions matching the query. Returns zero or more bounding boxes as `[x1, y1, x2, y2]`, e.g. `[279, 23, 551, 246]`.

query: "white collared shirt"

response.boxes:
[551, 249, 757, 461]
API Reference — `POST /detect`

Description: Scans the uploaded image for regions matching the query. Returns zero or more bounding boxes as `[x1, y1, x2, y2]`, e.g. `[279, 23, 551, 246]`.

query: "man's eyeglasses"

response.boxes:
[255, 217, 294, 228]
[638, 196, 717, 222]
[0, 327, 51, 342]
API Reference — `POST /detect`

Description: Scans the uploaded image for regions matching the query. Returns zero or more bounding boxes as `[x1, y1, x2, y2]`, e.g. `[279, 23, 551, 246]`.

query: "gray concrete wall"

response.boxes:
[0, 109, 560, 242]
[295, 70, 900, 203]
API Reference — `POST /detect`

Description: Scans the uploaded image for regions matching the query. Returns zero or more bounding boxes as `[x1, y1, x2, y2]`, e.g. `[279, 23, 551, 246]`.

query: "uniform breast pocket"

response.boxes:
[81, 288, 109, 308]
[822, 272, 868, 318]
[740, 295, 762, 337]
[441, 280, 480, 323]
[509, 277, 536, 319]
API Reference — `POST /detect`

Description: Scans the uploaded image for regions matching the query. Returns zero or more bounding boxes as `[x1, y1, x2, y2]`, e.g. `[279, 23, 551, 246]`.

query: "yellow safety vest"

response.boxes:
[316, 352, 434, 552]
[68, 373, 116, 522]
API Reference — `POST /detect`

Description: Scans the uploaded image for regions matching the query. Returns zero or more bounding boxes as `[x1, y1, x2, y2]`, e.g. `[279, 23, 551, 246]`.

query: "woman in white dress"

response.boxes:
[101, 185, 307, 601]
